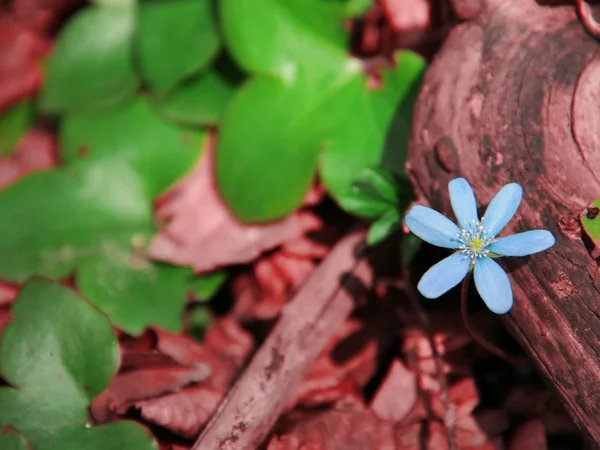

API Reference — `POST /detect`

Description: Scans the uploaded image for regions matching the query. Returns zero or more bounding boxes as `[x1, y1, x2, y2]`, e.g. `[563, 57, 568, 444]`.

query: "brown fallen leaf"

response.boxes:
[0, 13, 49, 113]
[394, 422, 423, 450]
[149, 141, 323, 273]
[382, 0, 431, 33]
[294, 303, 397, 409]
[0, 125, 58, 189]
[268, 396, 397, 450]
[112, 319, 253, 438]
[232, 252, 319, 321]
[370, 359, 418, 423]
[134, 386, 222, 439]
[91, 364, 211, 423]
[507, 419, 547, 450]
[0, 282, 18, 307]
[10, 0, 83, 35]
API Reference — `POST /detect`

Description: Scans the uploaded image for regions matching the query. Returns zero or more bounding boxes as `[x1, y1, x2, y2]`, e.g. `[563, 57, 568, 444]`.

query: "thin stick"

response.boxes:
[401, 264, 457, 450]
[460, 273, 527, 369]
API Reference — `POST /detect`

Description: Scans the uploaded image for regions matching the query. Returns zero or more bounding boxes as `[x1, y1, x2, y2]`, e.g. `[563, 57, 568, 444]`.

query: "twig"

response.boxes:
[400, 264, 458, 450]
[192, 228, 372, 450]
[460, 273, 527, 369]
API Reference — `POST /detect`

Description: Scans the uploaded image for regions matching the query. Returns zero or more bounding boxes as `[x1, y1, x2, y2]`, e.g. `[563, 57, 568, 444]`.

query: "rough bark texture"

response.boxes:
[192, 228, 372, 450]
[406, 0, 600, 446]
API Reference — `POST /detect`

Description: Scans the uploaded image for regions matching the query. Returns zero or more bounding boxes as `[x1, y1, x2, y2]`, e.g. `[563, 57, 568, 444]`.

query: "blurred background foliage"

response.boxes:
[0, 0, 424, 337]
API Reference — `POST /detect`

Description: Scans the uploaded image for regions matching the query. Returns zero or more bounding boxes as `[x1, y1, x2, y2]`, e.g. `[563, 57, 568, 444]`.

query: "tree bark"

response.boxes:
[406, 0, 600, 446]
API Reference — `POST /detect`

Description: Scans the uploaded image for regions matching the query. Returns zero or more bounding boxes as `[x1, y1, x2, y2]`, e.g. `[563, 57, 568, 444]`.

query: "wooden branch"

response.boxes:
[406, 0, 600, 446]
[192, 228, 372, 450]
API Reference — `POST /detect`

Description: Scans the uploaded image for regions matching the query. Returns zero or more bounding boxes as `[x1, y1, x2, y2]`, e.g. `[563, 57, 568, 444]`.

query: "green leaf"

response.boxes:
[60, 96, 204, 194]
[0, 280, 155, 450]
[137, 0, 220, 95]
[0, 161, 152, 282]
[345, 0, 372, 17]
[0, 425, 30, 450]
[401, 233, 422, 266]
[580, 199, 600, 259]
[187, 270, 227, 301]
[41, 5, 138, 113]
[216, 67, 358, 222]
[220, 0, 348, 75]
[157, 55, 244, 126]
[78, 244, 192, 334]
[366, 208, 401, 245]
[187, 305, 212, 340]
[0, 101, 203, 333]
[319, 51, 426, 202]
[0, 100, 32, 157]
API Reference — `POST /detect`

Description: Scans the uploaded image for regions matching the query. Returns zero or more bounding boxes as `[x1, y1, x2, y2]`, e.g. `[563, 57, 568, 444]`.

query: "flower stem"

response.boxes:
[460, 273, 528, 369]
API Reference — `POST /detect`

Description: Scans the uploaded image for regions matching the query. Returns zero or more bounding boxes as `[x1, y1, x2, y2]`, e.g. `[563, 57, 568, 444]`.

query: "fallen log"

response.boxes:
[406, 0, 600, 446]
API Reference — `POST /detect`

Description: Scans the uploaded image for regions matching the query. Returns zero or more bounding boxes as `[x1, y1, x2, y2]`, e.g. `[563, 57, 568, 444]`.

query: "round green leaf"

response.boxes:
[41, 5, 138, 113]
[0, 160, 153, 282]
[216, 70, 353, 222]
[220, 0, 347, 75]
[0, 280, 155, 450]
[60, 96, 204, 195]
[137, 0, 220, 95]
[157, 56, 244, 126]
[78, 247, 191, 335]
[319, 51, 426, 202]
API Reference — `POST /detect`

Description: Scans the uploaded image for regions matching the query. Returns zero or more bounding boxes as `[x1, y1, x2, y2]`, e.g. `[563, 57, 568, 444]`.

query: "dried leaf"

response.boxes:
[91, 364, 211, 422]
[371, 359, 417, 422]
[0, 14, 48, 112]
[0, 126, 58, 189]
[134, 386, 222, 439]
[268, 398, 396, 450]
[149, 143, 323, 273]
[508, 420, 547, 450]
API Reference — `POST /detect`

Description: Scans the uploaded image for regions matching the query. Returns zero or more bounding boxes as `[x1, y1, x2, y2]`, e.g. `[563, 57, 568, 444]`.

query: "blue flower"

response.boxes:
[404, 178, 555, 314]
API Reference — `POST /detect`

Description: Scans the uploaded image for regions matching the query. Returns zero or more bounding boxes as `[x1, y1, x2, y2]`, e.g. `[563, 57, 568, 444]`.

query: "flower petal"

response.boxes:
[473, 257, 513, 314]
[487, 230, 555, 257]
[449, 178, 478, 232]
[481, 183, 523, 237]
[405, 205, 461, 249]
[417, 252, 470, 299]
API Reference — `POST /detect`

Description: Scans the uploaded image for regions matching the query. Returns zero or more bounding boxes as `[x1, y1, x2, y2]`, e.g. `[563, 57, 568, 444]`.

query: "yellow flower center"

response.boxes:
[470, 238, 483, 250]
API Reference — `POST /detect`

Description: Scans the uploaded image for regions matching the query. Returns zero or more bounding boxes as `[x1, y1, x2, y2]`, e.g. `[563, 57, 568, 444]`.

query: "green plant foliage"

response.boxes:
[60, 96, 203, 194]
[217, 0, 425, 222]
[345, 0, 373, 17]
[0, 97, 205, 334]
[220, 0, 348, 75]
[319, 52, 426, 200]
[216, 67, 359, 222]
[41, 3, 138, 113]
[0, 280, 156, 450]
[0, 99, 32, 157]
[187, 270, 227, 301]
[77, 248, 192, 335]
[340, 166, 413, 246]
[137, 0, 220, 95]
[0, 425, 30, 450]
[157, 55, 245, 126]
[367, 208, 401, 245]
